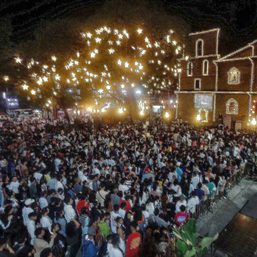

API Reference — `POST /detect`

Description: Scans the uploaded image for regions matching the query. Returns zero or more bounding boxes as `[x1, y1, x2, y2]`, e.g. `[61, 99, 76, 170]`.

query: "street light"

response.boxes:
[118, 107, 125, 114]
[139, 110, 145, 116]
[3, 76, 9, 82]
[251, 117, 257, 126]
[164, 111, 170, 119]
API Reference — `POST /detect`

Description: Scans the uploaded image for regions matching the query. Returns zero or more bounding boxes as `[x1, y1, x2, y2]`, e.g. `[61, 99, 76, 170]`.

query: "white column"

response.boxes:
[175, 93, 179, 119]
[213, 93, 216, 122]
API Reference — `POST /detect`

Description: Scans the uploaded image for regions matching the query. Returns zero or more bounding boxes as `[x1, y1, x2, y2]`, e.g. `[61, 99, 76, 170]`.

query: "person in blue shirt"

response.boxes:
[194, 182, 205, 201]
[82, 228, 98, 257]
[176, 162, 183, 183]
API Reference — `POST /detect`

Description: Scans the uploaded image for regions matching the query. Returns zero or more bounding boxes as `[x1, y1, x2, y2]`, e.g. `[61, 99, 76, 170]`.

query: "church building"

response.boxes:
[176, 28, 257, 128]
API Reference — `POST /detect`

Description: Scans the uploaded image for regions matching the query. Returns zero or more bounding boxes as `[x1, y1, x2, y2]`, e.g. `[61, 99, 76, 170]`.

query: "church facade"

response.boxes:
[175, 28, 257, 128]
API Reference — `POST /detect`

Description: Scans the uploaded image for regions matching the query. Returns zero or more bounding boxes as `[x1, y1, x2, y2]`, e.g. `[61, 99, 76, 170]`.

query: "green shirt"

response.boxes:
[98, 221, 111, 238]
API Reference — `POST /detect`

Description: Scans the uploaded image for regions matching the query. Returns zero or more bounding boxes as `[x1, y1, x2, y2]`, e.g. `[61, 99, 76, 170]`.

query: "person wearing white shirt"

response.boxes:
[34, 172, 43, 182]
[202, 183, 210, 201]
[40, 208, 52, 232]
[39, 195, 48, 210]
[7, 177, 20, 194]
[108, 234, 124, 257]
[191, 172, 200, 190]
[146, 200, 155, 215]
[27, 212, 37, 245]
[47, 177, 57, 191]
[64, 197, 76, 223]
[78, 168, 87, 182]
[171, 180, 182, 198]
[118, 205, 126, 219]
[96, 186, 108, 207]
[118, 179, 129, 194]
[110, 205, 121, 234]
[54, 157, 61, 172]
[22, 199, 35, 225]
[175, 196, 187, 213]
[55, 180, 64, 191]
[168, 171, 177, 182]
[187, 192, 200, 215]
[142, 206, 150, 225]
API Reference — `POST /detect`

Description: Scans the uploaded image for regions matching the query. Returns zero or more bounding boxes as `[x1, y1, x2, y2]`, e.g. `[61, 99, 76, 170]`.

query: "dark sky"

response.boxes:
[1, 0, 257, 53]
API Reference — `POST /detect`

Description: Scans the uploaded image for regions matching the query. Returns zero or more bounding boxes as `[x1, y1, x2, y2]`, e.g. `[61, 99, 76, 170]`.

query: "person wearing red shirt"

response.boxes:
[120, 195, 132, 212]
[126, 222, 141, 257]
[175, 205, 189, 227]
[76, 194, 89, 215]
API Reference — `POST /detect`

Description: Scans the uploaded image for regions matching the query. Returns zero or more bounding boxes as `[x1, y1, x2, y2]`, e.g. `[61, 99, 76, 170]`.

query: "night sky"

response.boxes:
[0, 0, 257, 54]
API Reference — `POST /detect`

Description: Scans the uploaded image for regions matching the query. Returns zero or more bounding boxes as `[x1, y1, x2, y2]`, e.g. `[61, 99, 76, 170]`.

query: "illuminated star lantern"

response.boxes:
[14, 24, 184, 114]
[137, 28, 143, 34]
[90, 52, 96, 58]
[15, 56, 22, 64]
[37, 78, 43, 85]
[22, 83, 29, 90]
[51, 55, 57, 62]
[86, 32, 92, 38]
[95, 37, 102, 43]
[55, 74, 61, 81]
[108, 48, 115, 54]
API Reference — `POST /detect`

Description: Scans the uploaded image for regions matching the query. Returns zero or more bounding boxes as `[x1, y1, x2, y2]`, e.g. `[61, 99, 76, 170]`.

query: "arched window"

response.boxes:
[196, 39, 204, 57]
[226, 98, 239, 115]
[227, 67, 240, 85]
[187, 62, 193, 76]
[202, 59, 209, 75]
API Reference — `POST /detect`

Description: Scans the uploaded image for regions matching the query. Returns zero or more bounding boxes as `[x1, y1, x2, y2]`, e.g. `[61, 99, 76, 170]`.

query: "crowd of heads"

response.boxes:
[0, 117, 256, 257]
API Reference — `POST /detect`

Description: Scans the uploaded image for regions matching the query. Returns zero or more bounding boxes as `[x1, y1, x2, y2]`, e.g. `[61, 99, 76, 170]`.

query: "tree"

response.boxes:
[14, 25, 184, 119]
[174, 219, 218, 257]
[13, 0, 189, 120]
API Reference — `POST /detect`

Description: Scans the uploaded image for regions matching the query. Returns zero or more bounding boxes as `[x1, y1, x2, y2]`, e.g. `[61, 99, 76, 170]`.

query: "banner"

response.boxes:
[194, 94, 213, 110]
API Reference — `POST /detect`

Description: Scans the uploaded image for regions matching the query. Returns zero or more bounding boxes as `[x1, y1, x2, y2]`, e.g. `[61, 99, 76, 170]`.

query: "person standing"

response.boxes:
[126, 222, 141, 257]
[34, 228, 55, 257]
[64, 196, 76, 223]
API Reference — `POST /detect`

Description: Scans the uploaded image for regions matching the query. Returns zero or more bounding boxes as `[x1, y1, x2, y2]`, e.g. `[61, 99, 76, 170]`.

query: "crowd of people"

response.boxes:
[0, 117, 256, 257]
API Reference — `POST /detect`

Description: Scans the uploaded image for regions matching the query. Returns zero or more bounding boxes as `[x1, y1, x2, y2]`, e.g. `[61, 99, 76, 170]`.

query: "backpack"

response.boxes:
[82, 239, 98, 257]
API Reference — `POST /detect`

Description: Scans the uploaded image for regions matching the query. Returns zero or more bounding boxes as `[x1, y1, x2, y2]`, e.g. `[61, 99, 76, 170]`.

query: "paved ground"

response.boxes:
[197, 178, 257, 237]
[215, 213, 257, 257]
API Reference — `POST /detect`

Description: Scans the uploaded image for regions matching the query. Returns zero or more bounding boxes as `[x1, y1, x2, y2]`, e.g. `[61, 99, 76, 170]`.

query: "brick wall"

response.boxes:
[180, 57, 217, 91]
[178, 94, 214, 123]
[215, 94, 249, 124]
[190, 30, 218, 56]
[217, 59, 251, 91]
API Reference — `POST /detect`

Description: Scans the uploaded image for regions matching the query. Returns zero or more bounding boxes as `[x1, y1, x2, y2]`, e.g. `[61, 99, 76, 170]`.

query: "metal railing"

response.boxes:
[195, 168, 246, 219]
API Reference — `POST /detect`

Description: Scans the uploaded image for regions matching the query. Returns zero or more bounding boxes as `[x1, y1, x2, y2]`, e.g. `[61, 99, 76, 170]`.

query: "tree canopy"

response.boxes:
[13, 0, 189, 115]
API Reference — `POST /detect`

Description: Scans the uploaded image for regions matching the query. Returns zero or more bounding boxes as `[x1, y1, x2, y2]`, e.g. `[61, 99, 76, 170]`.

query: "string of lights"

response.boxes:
[14, 25, 184, 114]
